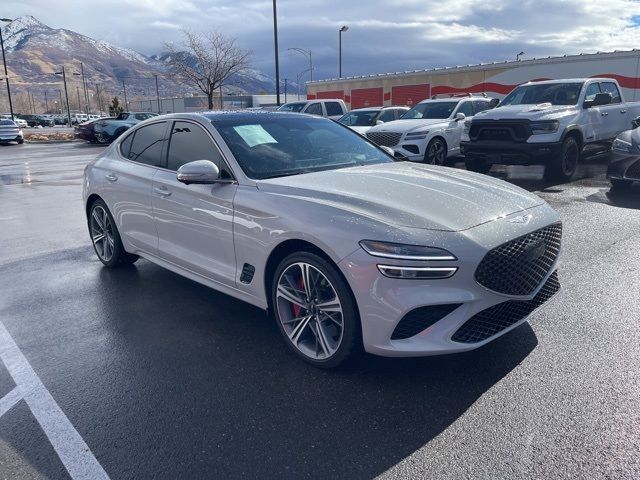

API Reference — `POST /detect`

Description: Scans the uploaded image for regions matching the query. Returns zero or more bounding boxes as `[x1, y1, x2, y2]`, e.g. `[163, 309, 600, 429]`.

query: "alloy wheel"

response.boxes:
[275, 262, 344, 360]
[90, 205, 115, 262]
[427, 139, 446, 165]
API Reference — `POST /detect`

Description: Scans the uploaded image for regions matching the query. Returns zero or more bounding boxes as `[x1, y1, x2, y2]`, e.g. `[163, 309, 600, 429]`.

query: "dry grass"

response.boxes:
[24, 131, 75, 142]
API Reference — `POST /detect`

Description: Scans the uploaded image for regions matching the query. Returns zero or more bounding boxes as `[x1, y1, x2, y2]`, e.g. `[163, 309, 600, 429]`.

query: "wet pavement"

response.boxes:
[0, 142, 639, 479]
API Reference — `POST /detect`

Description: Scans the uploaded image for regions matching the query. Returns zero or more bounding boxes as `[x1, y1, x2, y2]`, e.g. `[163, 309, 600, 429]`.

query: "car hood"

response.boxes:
[475, 104, 577, 121]
[348, 126, 372, 134]
[257, 162, 545, 231]
[367, 118, 450, 134]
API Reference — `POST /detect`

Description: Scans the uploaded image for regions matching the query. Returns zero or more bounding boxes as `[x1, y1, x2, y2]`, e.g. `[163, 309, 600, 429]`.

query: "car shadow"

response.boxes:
[586, 184, 640, 210]
[80, 257, 538, 479]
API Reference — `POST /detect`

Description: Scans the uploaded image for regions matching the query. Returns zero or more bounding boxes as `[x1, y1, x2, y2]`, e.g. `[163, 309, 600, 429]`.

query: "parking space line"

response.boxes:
[0, 386, 22, 418]
[0, 320, 110, 480]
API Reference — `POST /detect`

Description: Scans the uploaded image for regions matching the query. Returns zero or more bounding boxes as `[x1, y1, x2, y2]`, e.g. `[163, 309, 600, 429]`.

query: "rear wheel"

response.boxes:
[465, 156, 492, 174]
[88, 199, 138, 268]
[544, 137, 579, 182]
[272, 252, 360, 368]
[425, 137, 447, 165]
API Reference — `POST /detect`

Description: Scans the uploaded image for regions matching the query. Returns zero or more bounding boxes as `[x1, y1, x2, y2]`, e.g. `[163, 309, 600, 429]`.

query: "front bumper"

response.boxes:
[461, 140, 563, 165]
[338, 203, 561, 357]
[0, 134, 23, 142]
[607, 149, 640, 181]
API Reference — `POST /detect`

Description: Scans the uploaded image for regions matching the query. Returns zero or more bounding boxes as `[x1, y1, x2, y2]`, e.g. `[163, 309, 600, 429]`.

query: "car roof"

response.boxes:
[522, 78, 590, 85]
[202, 110, 319, 123]
[417, 96, 492, 105]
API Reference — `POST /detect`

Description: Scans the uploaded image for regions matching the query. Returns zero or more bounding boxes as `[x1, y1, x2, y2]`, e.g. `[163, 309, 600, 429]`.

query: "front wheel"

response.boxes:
[88, 200, 138, 268]
[272, 252, 360, 368]
[425, 137, 447, 165]
[544, 137, 579, 182]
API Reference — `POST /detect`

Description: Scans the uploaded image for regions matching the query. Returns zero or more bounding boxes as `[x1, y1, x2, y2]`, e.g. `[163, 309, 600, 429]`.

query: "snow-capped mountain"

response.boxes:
[2, 15, 276, 101]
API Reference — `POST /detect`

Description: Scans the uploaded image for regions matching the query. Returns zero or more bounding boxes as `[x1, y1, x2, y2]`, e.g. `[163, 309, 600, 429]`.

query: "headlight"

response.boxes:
[530, 121, 559, 135]
[405, 129, 430, 140]
[359, 240, 456, 261]
[612, 138, 633, 153]
[463, 120, 472, 135]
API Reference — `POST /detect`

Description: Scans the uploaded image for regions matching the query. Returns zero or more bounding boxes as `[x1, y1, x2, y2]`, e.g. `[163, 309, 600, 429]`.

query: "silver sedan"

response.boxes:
[83, 111, 562, 368]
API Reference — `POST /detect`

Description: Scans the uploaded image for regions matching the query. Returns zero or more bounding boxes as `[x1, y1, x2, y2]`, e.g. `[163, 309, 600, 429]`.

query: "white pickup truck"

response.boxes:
[460, 78, 640, 181]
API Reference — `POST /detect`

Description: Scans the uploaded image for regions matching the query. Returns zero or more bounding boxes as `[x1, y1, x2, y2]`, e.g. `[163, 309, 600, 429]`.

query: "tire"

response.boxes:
[17, 138, 24, 145]
[88, 199, 139, 268]
[465, 156, 492, 174]
[544, 136, 579, 182]
[425, 137, 447, 165]
[271, 251, 360, 368]
[610, 178, 634, 191]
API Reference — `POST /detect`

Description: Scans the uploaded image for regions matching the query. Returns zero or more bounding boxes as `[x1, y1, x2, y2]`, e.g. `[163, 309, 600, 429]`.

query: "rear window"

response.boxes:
[0, 120, 15, 126]
[278, 103, 306, 112]
[325, 102, 344, 116]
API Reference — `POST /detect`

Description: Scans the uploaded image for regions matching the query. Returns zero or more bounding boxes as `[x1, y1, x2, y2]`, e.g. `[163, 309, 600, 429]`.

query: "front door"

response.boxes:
[152, 120, 238, 287]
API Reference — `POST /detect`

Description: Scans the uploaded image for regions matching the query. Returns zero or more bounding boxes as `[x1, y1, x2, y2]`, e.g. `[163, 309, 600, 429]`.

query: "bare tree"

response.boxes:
[165, 30, 251, 110]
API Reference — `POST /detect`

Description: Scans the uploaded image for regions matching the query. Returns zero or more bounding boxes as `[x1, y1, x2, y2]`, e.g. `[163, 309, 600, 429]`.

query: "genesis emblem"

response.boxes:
[508, 214, 532, 225]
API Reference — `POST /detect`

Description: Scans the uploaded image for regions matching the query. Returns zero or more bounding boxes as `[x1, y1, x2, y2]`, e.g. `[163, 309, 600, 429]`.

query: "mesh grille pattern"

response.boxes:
[475, 223, 562, 296]
[625, 159, 640, 179]
[366, 131, 403, 147]
[470, 122, 531, 142]
[391, 304, 462, 340]
[452, 271, 560, 344]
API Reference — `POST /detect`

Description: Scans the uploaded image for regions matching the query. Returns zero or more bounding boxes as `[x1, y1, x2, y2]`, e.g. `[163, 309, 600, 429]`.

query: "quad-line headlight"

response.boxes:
[359, 240, 456, 261]
[405, 129, 430, 140]
[612, 138, 633, 153]
[530, 121, 559, 135]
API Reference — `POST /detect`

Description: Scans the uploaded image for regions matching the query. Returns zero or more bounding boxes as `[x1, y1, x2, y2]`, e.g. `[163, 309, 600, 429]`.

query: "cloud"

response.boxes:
[3, 0, 640, 82]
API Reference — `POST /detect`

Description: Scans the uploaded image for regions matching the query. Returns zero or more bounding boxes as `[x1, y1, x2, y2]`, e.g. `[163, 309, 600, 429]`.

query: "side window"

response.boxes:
[394, 109, 407, 119]
[472, 101, 491, 114]
[456, 101, 474, 117]
[166, 121, 224, 171]
[119, 131, 134, 158]
[600, 82, 621, 104]
[324, 102, 344, 117]
[305, 103, 323, 116]
[378, 109, 396, 123]
[128, 122, 167, 167]
[584, 83, 601, 103]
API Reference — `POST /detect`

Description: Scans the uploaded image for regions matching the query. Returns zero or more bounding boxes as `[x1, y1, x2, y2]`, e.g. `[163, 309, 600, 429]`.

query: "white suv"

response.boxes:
[277, 99, 348, 120]
[366, 96, 497, 164]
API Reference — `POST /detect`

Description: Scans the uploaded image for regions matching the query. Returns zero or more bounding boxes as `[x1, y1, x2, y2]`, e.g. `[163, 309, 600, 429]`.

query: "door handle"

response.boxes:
[105, 173, 118, 182]
[153, 185, 172, 197]
[601, 112, 608, 117]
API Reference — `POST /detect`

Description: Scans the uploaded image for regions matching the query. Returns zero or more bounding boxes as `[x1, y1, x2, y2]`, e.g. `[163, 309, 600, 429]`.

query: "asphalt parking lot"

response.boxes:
[1, 142, 639, 479]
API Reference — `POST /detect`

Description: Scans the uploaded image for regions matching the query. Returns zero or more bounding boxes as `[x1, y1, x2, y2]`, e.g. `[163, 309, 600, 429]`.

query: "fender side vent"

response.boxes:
[240, 263, 255, 284]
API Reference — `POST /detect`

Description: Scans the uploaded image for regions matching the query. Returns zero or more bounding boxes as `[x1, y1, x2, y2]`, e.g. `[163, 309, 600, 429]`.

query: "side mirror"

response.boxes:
[177, 160, 220, 185]
[376, 120, 384, 125]
[488, 98, 500, 108]
[584, 92, 612, 108]
[455, 112, 466, 121]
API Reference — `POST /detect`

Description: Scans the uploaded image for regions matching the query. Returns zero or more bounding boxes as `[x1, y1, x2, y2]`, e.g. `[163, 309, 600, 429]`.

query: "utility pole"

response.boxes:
[95, 83, 102, 115]
[0, 21, 14, 119]
[219, 84, 223, 109]
[272, 0, 281, 106]
[76, 86, 82, 114]
[283, 78, 288, 103]
[154, 74, 160, 113]
[56, 67, 72, 126]
[80, 62, 90, 114]
[58, 89, 63, 115]
[44, 90, 48, 113]
[122, 80, 128, 111]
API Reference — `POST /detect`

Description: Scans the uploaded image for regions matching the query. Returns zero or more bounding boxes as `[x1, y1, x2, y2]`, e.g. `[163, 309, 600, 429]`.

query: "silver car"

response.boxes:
[83, 112, 562, 368]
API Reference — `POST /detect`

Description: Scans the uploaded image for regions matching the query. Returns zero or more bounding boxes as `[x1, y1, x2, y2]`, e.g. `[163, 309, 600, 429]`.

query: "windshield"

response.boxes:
[277, 103, 306, 113]
[401, 102, 458, 120]
[0, 120, 16, 126]
[338, 110, 379, 127]
[213, 116, 393, 180]
[501, 83, 583, 106]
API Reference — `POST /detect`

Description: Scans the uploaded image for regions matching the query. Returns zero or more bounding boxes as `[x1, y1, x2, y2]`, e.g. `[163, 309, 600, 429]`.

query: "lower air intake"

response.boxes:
[391, 303, 462, 340]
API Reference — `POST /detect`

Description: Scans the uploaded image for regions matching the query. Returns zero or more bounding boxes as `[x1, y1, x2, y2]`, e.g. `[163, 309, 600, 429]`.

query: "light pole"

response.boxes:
[272, 0, 281, 106]
[296, 68, 312, 100]
[517, 51, 524, 61]
[339, 25, 348, 78]
[122, 79, 128, 111]
[54, 67, 72, 127]
[288, 47, 313, 82]
[154, 74, 161, 113]
[0, 18, 14, 119]
[79, 62, 90, 114]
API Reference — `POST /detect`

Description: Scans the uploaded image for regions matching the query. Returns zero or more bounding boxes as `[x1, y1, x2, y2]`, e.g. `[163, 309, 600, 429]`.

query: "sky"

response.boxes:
[4, 0, 640, 83]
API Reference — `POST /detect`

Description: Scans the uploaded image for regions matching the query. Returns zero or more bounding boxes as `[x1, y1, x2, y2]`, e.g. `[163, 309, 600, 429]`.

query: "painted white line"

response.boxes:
[0, 319, 110, 480]
[0, 386, 22, 418]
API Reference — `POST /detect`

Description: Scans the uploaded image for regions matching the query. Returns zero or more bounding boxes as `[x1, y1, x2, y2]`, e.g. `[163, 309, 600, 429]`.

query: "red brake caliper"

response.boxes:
[290, 275, 305, 316]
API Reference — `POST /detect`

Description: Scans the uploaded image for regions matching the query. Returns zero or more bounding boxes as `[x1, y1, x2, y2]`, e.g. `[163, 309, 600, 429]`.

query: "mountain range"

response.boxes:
[1, 15, 277, 112]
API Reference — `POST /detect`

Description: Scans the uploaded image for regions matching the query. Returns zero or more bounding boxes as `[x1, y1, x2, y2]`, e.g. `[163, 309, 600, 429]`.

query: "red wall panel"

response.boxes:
[350, 87, 383, 109]
[315, 90, 344, 100]
[391, 84, 431, 106]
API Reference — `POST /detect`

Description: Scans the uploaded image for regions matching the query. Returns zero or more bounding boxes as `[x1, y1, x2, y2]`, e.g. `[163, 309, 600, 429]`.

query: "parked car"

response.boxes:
[607, 116, 640, 191]
[337, 106, 409, 134]
[83, 111, 562, 368]
[0, 114, 27, 128]
[75, 117, 115, 143]
[460, 78, 640, 181]
[93, 112, 158, 144]
[19, 114, 55, 127]
[277, 99, 348, 120]
[0, 119, 24, 145]
[366, 95, 497, 164]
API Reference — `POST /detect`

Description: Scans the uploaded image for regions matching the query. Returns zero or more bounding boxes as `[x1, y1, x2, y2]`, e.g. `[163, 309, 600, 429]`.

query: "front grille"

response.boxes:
[366, 131, 403, 147]
[475, 223, 562, 296]
[451, 271, 560, 343]
[391, 303, 462, 340]
[470, 122, 530, 142]
[625, 159, 640, 179]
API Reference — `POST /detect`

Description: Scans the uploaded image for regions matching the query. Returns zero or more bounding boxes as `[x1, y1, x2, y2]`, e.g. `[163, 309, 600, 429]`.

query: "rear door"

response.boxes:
[103, 121, 168, 255]
[599, 81, 628, 139]
[152, 120, 238, 286]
